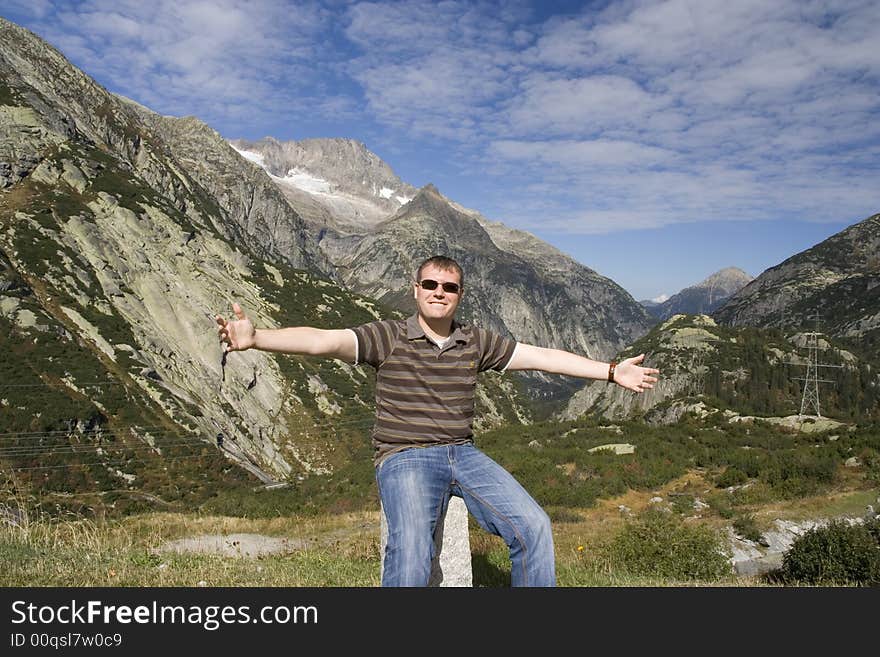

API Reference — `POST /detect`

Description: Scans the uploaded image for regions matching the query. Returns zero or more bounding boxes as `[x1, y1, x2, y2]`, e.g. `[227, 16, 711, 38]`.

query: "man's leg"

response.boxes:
[376, 446, 453, 586]
[451, 444, 556, 586]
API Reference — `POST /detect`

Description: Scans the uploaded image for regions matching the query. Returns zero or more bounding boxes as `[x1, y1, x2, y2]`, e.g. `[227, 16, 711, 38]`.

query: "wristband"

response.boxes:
[608, 360, 617, 383]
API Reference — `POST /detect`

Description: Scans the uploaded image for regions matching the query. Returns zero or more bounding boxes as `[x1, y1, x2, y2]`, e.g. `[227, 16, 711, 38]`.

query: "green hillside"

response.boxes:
[612, 314, 879, 422]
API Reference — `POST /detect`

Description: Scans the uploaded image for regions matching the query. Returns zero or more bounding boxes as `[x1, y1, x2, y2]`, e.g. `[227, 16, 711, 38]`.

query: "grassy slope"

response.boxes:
[4, 414, 876, 586]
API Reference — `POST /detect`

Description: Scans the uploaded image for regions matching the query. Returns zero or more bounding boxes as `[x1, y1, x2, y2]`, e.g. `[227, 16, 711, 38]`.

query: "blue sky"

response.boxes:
[3, 0, 878, 301]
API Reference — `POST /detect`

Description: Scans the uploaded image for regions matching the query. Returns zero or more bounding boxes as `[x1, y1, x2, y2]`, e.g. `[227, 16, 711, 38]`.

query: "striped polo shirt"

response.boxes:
[350, 314, 518, 466]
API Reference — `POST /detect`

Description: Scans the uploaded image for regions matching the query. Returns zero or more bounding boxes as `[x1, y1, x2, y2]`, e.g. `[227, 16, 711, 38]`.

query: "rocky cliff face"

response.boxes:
[647, 267, 753, 320]
[125, 109, 332, 275]
[713, 214, 880, 339]
[0, 19, 343, 480]
[561, 314, 724, 421]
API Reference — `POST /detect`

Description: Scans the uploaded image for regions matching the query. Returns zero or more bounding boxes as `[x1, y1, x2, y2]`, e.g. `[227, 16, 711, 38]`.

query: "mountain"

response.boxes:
[644, 268, 753, 320]
[560, 313, 879, 423]
[639, 294, 668, 310]
[0, 17, 532, 515]
[231, 139, 656, 374]
[229, 137, 416, 233]
[562, 217, 880, 424]
[713, 214, 880, 343]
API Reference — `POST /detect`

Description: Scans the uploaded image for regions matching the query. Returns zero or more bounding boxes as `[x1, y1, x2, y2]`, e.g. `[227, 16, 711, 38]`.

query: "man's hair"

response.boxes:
[415, 255, 464, 287]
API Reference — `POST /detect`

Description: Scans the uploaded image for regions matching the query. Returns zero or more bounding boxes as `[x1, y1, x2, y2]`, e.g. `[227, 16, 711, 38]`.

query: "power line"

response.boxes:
[0, 439, 213, 457]
[0, 420, 375, 448]
[0, 419, 377, 456]
[3, 452, 223, 473]
[0, 382, 125, 389]
[0, 419, 376, 456]
[0, 426, 188, 438]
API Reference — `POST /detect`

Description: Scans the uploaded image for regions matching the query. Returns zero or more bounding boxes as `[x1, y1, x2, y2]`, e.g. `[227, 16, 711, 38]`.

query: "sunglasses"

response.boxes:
[417, 279, 461, 294]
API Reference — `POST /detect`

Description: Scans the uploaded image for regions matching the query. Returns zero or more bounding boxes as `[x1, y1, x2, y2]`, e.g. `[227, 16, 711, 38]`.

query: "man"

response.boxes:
[215, 255, 659, 586]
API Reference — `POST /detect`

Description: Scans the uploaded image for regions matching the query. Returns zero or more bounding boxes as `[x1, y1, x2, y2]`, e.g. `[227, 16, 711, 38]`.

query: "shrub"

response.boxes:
[609, 508, 732, 581]
[780, 519, 880, 585]
[669, 493, 695, 516]
[866, 517, 880, 545]
[716, 466, 748, 488]
[732, 513, 765, 543]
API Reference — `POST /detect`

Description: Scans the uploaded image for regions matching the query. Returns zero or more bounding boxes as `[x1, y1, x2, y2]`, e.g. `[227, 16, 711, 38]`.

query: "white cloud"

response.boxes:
[506, 75, 670, 136]
[2, 0, 53, 19]
[10, 0, 335, 133]
[478, 0, 880, 234]
[491, 139, 678, 169]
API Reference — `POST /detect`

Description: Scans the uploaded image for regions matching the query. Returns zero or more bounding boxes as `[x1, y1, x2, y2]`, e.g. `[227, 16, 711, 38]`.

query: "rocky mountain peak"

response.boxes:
[701, 267, 753, 290]
[645, 266, 753, 320]
[227, 135, 417, 232]
[402, 183, 447, 214]
[229, 136, 416, 203]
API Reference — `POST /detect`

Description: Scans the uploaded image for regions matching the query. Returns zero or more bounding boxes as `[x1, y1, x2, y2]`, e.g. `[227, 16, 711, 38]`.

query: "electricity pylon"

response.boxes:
[787, 314, 843, 418]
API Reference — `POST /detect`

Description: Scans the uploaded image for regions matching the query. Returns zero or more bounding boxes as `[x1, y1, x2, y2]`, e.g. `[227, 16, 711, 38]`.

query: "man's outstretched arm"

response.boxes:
[505, 343, 659, 393]
[215, 302, 356, 362]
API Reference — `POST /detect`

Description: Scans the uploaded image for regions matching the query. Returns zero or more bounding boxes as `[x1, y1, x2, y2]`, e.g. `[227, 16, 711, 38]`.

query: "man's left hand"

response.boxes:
[614, 353, 660, 393]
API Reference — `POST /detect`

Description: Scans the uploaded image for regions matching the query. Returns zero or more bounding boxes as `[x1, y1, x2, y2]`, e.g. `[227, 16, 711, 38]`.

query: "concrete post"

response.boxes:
[379, 496, 472, 586]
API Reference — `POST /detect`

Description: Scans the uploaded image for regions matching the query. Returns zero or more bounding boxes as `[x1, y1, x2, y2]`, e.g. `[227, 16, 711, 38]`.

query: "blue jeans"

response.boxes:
[376, 443, 556, 587]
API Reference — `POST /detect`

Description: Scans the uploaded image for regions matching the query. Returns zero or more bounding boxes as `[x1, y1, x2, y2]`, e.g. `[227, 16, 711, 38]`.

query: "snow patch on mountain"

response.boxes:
[231, 144, 412, 208]
[278, 168, 333, 195]
[377, 186, 411, 205]
[235, 147, 266, 167]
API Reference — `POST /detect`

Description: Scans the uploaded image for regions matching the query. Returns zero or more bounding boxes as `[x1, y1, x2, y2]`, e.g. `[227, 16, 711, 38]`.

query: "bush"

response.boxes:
[609, 508, 732, 581]
[716, 466, 748, 488]
[670, 493, 695, 516]
[780, 519, 880, 585]
[732, 513, 765, 543]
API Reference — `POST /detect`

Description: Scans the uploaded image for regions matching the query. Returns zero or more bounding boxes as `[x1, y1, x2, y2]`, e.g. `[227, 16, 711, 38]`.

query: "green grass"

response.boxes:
[5, 464, 876, 587]
[0, 510, 753, 587]
[0, 512, 382, 587]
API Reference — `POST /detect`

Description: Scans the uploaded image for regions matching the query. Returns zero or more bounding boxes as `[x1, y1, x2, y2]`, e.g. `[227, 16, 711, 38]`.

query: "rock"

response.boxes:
[588, 443, 635, 455]
[844, 456, 861, 467]
[380, 496, 472, 587]
[157, 533, 310, 558]
[728, 516, 871, 578]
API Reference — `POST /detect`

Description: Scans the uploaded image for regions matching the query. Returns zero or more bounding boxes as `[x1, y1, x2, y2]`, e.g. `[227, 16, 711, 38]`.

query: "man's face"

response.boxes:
[413, 264, 463, 322]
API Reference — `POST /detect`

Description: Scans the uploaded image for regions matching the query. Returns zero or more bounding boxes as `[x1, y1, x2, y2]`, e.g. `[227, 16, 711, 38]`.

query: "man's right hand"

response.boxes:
[215, 302, 256, 352]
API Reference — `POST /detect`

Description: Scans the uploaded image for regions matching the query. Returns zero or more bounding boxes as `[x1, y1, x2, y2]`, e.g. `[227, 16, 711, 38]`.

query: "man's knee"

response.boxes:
[519, 504, 554, 551]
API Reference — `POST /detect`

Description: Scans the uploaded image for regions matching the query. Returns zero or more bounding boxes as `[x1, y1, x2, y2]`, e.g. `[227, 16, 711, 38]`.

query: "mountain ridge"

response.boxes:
[713, 213, 880, 339]
[645, 267, 753, 320]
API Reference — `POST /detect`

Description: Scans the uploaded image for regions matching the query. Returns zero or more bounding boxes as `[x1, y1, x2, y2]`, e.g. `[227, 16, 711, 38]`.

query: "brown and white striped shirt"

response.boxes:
[350, 314, 518, 466]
